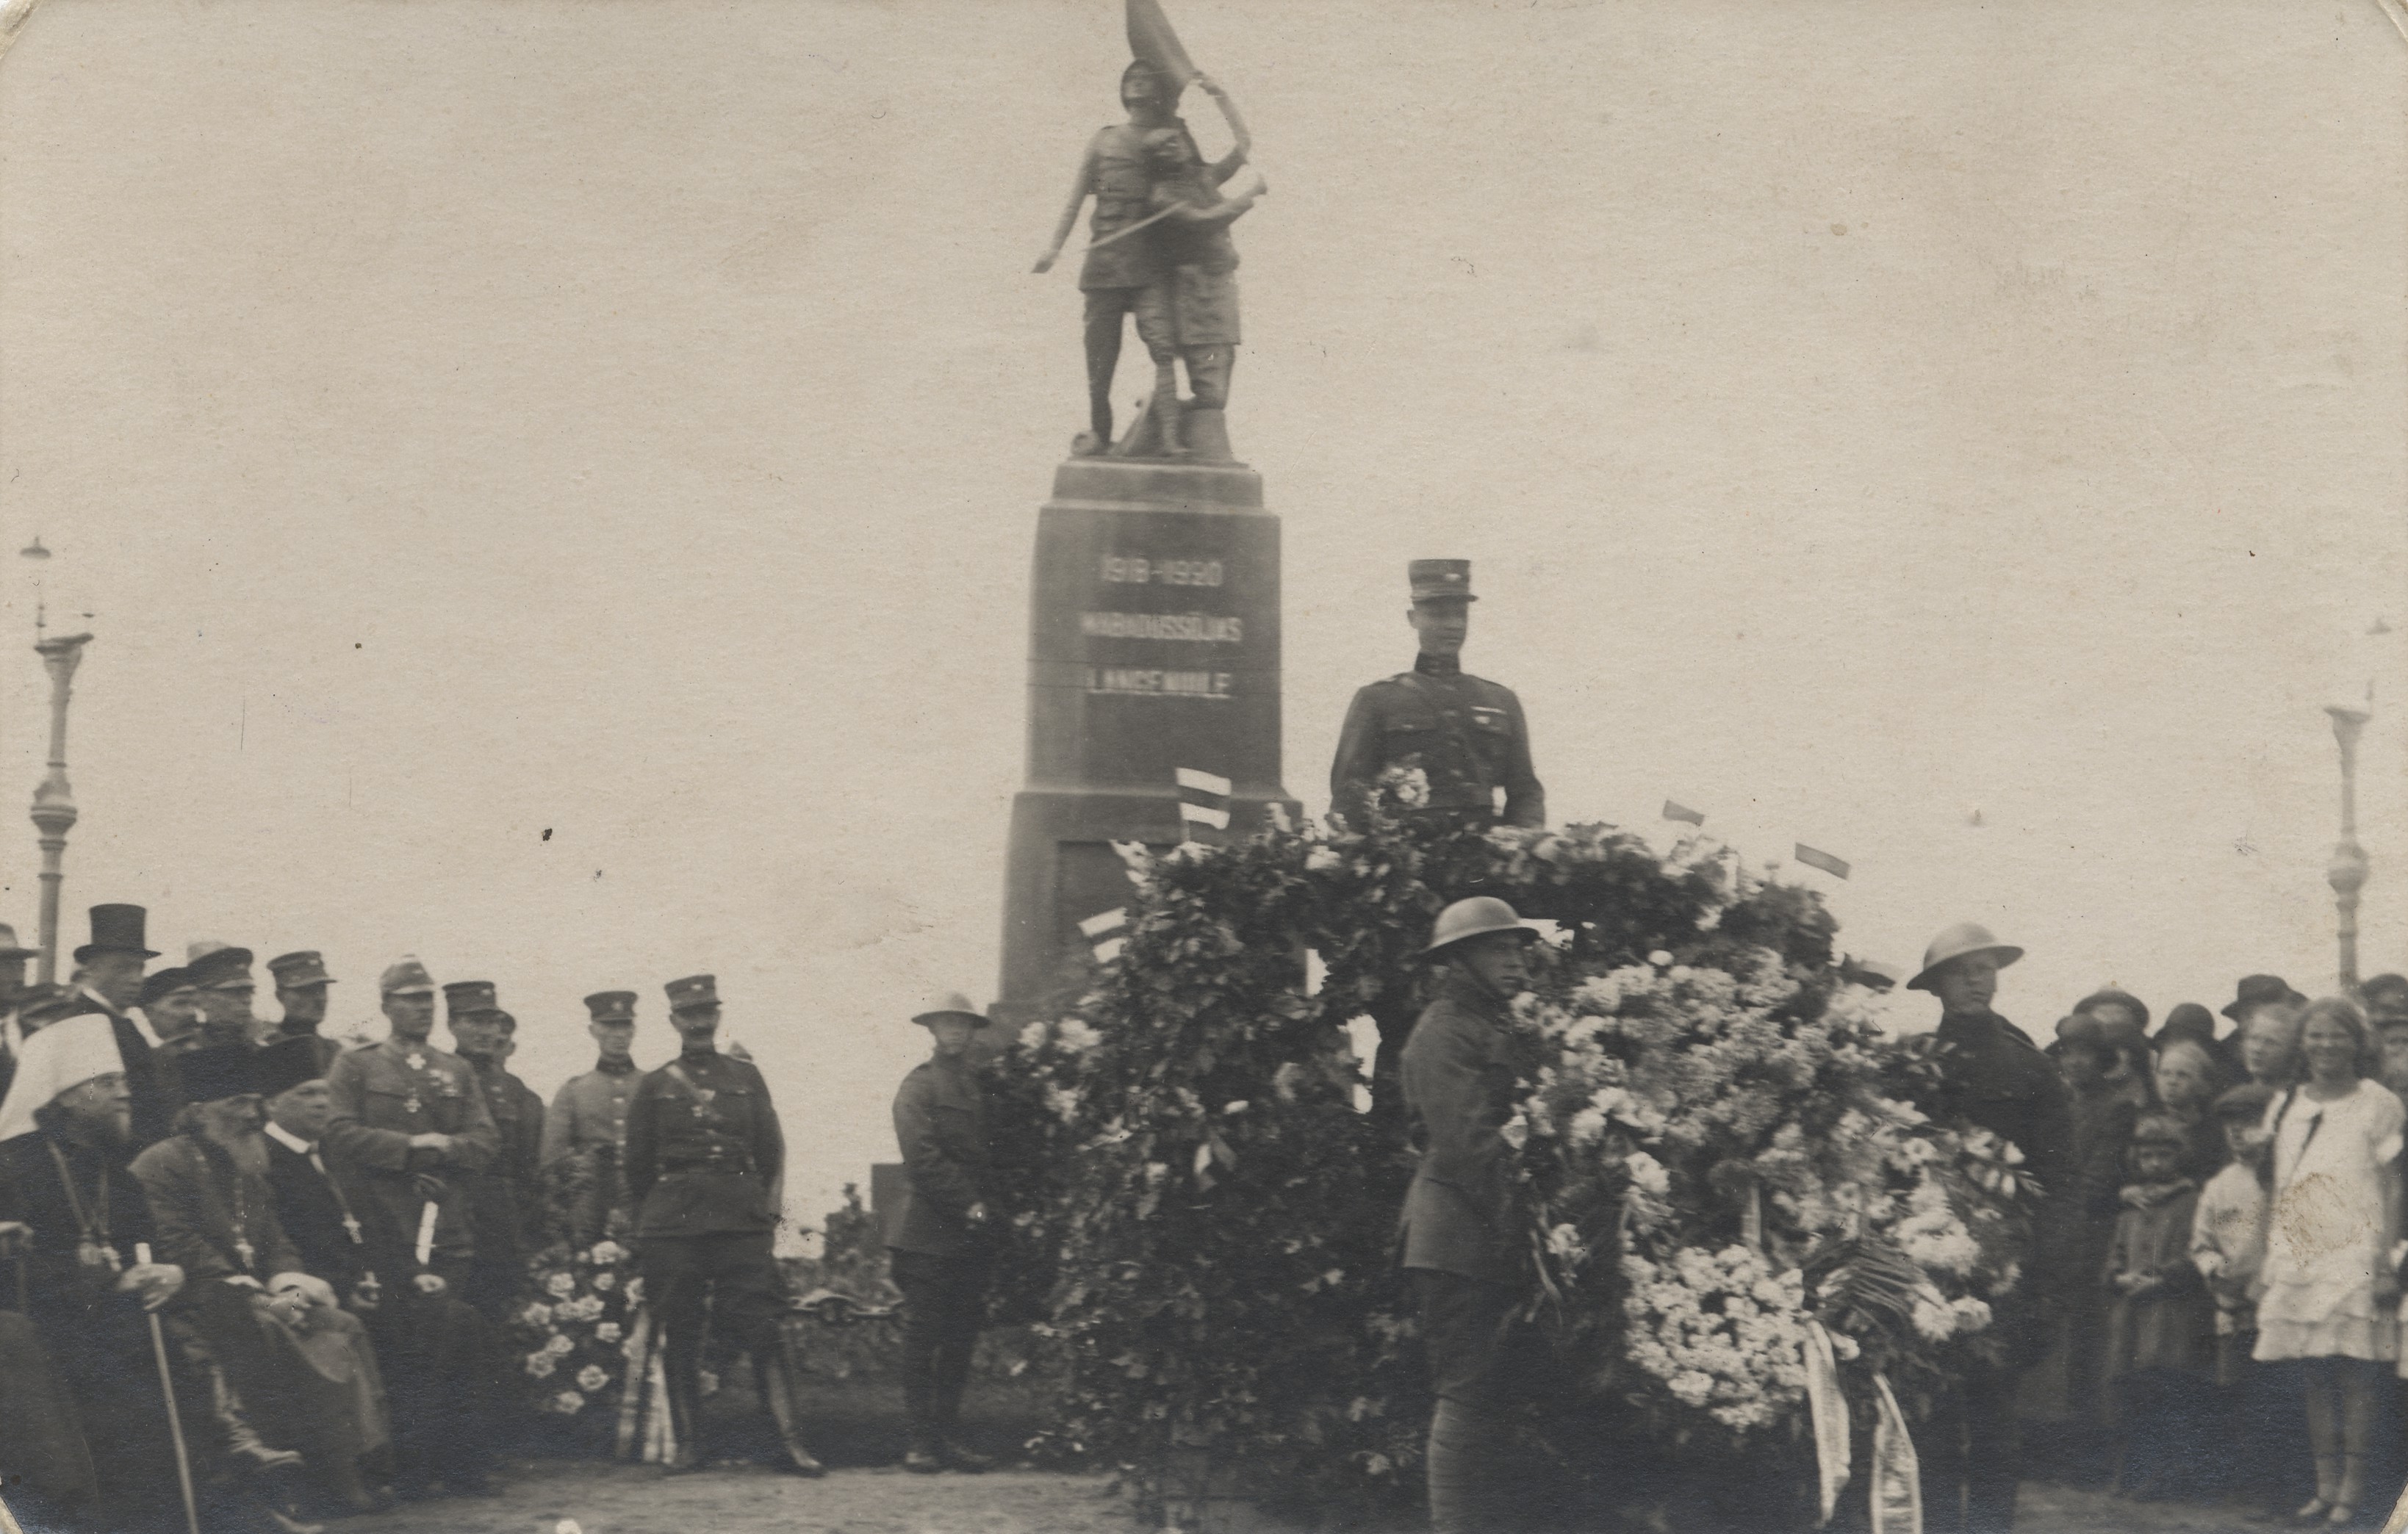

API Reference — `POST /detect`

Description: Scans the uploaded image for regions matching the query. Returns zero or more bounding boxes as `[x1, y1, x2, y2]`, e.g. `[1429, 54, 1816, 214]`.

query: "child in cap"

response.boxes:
[2100, 1112, 2214, 1501]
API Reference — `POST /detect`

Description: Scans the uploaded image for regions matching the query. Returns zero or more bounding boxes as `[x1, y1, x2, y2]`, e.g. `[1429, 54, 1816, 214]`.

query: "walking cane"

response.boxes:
[133, 1242, 204, 1534]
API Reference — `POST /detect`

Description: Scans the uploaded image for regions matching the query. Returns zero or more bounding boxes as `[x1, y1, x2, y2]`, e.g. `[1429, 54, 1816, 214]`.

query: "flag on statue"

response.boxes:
[1794, 843, 1851, 879]
[1127, 0, 1201, 90]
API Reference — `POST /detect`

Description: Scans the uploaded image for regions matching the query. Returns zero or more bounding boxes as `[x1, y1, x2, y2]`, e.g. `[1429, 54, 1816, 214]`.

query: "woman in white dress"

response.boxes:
[2253, 997, 2402, 1527]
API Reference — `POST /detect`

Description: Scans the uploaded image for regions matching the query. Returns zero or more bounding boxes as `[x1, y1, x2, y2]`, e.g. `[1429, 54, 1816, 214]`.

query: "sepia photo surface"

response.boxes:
[0, 2, 2401, 1530]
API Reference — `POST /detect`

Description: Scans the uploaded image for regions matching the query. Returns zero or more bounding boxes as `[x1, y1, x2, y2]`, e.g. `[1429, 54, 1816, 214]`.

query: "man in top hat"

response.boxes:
[187, 943, 265, 1050]
[624, 973, 820, 1475]
[254, 1035, 499, 1501]
[442, 980, 545, 1324]
[0, 1012, 320, 1533]
[890, 991, 1003, 1474]
[321, 958, 497, 1298]
[542, 990, 644, 1245]
[71, 902, 178, 1148]
[131, 1043, 391, 1513]
[267, 952, 342, 1074]
[1331, 560, 1544, 832]
[1906, 922, 2071, 1534]
[1400, 897, 1546, 1534]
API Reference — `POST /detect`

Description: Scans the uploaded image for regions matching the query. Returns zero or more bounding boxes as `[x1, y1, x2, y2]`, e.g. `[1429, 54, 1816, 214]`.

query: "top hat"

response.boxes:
[176, 1045, 259, 1105]
[73, 904, 158, 963]
[188, 947, 256, 989]
[2221, 974, 2307, 1021]
[1905, 923, 2022, 993]
[253, 1036, 328, 1100]
[0, 923, 37, 962]
[442, 980, 500, 1019]
[2360, 972, 2408, 1024]
[583, 990, 638, 1025]
[137, 967, 198, 1009]
[1407, 559, 1478, 605]
[378, 957, 436, 996]
[911, 990, 991, 1029]
[266, 951, 334, 989]
[665, 974, 719, 1014]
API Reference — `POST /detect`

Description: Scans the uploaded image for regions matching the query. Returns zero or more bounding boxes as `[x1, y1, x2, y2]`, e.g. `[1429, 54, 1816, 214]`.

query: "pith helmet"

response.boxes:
[912, 990, 990, 1029]
[1425, 896, 1538, 957]
[1905, 923, 2022, 993]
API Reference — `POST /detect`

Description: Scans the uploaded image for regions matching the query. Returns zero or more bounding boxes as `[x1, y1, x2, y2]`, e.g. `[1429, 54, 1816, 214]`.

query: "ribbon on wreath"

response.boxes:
[1800, 1323, 1920, 1534]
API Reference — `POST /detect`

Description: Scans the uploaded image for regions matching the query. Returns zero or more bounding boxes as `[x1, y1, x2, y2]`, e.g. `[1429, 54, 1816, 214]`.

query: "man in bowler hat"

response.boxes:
[890, 991, 1002, 1473]
[624, 973, 821, 1475]
[70, 903, 176, 1148]
[321, 958, 498, 1296]
[267, 951, 342, 1073]
[542, 990, 644, 1244]
[1907, 922, 2071, 1533]
[1331, 559, 1544, 832]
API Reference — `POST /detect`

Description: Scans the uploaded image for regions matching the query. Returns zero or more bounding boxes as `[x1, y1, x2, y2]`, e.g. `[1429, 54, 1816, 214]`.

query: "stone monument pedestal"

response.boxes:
[997, 455, 1297, 1024]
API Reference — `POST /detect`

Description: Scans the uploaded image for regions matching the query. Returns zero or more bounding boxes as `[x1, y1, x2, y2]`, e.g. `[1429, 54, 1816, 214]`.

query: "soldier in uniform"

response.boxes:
[266, 951, 342, 1074]
[1331, 559, 1544, 832]
[542, 990, 644, 1245]
[321, 958, 497, 1297]
[442, 980, 545, 1322]
[1908, 922, 2071, 1534]
[187, 943, 263, 1049]
[1400, 898, 1544, 1534]
[888, 991, 1002, 1474]
[623, 973, 821, 1475]
[1034, 60, 1251, 454]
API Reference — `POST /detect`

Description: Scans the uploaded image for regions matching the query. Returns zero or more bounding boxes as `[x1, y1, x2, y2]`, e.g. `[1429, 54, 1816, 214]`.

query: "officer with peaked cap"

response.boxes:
[1400, 898, 1545, 1534]
[1906, 922, 2071, 1534]
[1331, 560, 1544, 832]
[68, 903, 176, 1148]
[321, 958, 498, 1303]
[542, 990, 644, 1245]
[624, 974, 821, 1475]
[442, 980, 546, 1324]
[267, 951, 342, 1073]
[889, 991, 1002, 1473]
[186, 943, 261, 1049]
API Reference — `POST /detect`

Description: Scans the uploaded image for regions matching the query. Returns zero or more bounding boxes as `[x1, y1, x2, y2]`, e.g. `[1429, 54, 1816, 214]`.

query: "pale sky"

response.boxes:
[0, 1, 2401, 1225]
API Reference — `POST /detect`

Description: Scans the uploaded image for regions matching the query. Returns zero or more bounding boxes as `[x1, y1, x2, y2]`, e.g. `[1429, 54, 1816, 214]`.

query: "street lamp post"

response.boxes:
[29, 629, 89, 984]
[2327, 702, 2373, 994]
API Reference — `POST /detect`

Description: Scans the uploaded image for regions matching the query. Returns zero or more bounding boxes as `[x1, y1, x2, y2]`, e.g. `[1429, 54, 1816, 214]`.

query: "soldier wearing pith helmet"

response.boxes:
[889, 990, 1002, 1474]
[1907, 922, 2070, 1534]
[1330, 559, 1544, 832]
[623, 973, 820, 1476]
[1399, 896, 1545, 1534]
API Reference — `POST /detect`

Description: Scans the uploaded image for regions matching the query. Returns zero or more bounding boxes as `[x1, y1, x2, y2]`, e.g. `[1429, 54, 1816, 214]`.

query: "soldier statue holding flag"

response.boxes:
[1034, 0, 1256, 458]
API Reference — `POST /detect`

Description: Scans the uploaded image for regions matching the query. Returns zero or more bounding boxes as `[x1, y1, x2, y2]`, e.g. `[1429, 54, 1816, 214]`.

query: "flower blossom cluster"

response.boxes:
[1620, 1246, 1809, 1433]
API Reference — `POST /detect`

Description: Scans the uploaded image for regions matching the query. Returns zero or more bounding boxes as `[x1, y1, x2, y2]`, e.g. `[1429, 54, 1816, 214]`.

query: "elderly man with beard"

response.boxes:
[0, 1015, 318, 1533]
[254, 1035, 499, 1501]
[1908, 923, 2073, 1534]
[132, 1045, 393, 1515]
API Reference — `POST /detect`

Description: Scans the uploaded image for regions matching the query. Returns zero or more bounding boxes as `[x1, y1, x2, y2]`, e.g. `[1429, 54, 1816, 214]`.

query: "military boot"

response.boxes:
[753, 1347, 827, 1477]
[661, 1354, 705, 1473]
[933, 1342, 993, 1472]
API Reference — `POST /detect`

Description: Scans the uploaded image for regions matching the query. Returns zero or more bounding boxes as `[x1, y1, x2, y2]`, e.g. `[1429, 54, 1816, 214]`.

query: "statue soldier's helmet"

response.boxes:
[912, 991, 990, 1030]
[1121, 58, 1172, 104]
[1425, 897, 1539, 957]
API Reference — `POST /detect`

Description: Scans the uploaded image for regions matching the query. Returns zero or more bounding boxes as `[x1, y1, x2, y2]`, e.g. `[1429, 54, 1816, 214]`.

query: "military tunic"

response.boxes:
[541, 1059, 641, 1240]
[1331, 653, 1544, 829]
[461, 1057, 545, 1319]
[321, 1036, 498, 1283]
[888, 1051, 1002, 1452]
[625, 1045, 788, 1364]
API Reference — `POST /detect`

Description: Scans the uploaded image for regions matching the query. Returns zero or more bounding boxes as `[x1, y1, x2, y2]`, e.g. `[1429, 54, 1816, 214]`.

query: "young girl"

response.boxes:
[2100, 1113, 2215, 1499]
[2190, 1082, 2281, 1509]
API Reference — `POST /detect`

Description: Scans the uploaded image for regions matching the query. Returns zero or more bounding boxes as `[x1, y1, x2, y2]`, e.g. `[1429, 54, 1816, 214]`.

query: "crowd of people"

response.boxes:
[0, 901, 1008, 1533]
[1902, 923, 2408, 1532]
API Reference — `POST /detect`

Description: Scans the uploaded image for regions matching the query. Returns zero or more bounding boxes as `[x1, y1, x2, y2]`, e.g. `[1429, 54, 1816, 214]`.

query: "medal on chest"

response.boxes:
[76, 1239, 121, 1272]
[234, 1236, 256, 1271]
[341, 1213, 363, 1245]
[690, 1086, 716, 1120]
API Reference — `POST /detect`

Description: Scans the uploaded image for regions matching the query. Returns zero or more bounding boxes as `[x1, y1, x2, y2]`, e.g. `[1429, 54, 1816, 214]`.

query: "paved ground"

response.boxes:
[329, 1463, 2325, 1534]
